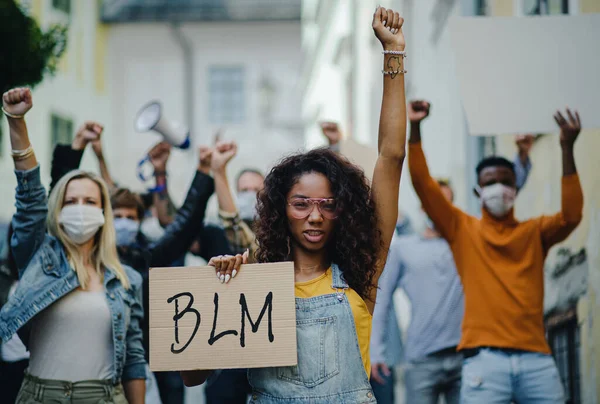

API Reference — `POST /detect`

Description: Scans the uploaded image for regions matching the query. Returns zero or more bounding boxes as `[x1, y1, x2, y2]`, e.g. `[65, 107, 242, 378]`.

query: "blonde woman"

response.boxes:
[0, 88, 146, 403]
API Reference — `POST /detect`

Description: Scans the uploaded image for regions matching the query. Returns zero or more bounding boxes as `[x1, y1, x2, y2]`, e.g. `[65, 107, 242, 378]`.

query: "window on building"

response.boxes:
[475, 0, 489, 15]
[208, 66, 245, 124]
[547, 309, 581, 404]
[51, 114, 73, 146]
[524, 0, 569, 15]
[52, 0, 71, 15]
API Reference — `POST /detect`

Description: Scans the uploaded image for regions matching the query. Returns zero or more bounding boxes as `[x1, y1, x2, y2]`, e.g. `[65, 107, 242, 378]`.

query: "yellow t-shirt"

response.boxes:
[294, 268, 372, 377]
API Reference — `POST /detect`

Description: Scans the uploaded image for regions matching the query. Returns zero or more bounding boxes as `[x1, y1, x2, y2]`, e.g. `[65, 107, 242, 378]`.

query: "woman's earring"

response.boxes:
[286, 236, 291, 258]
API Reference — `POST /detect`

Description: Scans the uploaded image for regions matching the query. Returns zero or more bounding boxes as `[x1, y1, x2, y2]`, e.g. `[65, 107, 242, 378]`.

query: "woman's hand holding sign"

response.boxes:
[210, 249, 249, 283]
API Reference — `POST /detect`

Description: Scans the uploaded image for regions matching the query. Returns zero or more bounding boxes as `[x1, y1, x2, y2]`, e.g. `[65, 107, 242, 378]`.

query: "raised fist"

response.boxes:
[198, 146, 213, 175]
[148, 141, 171, 172]
[515, 134, 534, 155]
[319, 122, 342, 146]
[211, 141, 238, 173]
[2, 88, 33, 117]
[408, 100, 431, 123]
[72, 121, 103, 151]
[372, 7, 405, 50]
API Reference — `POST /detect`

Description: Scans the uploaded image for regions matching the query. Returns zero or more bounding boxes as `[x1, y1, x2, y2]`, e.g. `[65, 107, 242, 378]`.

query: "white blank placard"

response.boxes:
[450, 15, 600, 136]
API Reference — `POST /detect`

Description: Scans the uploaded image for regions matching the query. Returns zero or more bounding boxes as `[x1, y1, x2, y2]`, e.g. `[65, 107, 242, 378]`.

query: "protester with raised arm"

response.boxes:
[0, 87, 146, 403]
[209, 141, 263, 258]
[49, 121, 104, 194]
[181, 8, 407, 402]
[371, 99, 537, 404]
[408, 99, 583, 402]
[46, 116, 216, 404]
[89, 129, 116, 191]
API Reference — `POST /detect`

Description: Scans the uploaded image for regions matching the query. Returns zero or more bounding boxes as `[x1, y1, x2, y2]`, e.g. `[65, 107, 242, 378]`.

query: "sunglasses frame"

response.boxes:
[287, 197, 340, 220]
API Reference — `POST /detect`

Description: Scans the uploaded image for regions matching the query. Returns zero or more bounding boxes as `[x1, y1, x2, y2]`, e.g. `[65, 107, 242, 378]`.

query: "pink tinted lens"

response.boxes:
[288, 199, 338, 219]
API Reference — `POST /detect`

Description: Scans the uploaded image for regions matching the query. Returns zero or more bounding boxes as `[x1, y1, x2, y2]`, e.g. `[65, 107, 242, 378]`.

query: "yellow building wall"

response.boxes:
[94, 23, 108, 94]
[581, 0, 600, 13]
[491, 0, 514, 16]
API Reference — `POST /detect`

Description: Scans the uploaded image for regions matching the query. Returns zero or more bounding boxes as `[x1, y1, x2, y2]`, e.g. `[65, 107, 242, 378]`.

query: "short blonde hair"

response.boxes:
[47, 170, 130, 289]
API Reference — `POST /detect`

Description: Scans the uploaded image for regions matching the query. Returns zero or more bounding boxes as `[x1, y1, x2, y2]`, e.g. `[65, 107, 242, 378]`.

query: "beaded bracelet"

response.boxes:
[381, 69, 408, 75]
[382, 50, 406, 57]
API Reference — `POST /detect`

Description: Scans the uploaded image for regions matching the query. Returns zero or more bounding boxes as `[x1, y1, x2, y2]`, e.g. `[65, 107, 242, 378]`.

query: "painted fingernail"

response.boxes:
[232, 269, 237, 278]
[220, 274, 225, 283]
[217, 272, 221, 279]
[382, 20, 387, 25]
[225, 274, 231, 283]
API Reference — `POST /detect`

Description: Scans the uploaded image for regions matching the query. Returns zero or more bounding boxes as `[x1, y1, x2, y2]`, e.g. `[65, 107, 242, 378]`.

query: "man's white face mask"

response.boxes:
[477, 183, 516, 218]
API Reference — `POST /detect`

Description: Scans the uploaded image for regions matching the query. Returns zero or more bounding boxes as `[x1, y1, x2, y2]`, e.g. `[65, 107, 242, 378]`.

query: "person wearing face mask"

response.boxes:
[0, 88, 146, 403]
[371, 134, 533, 404]
[408, 98, 583, 403]
[371, 180, 463, 404]
[49, 127, 216, 404]
[236, 169, 263, 224]
[191, 141, 259, 403]
[209, 141, 264, 258]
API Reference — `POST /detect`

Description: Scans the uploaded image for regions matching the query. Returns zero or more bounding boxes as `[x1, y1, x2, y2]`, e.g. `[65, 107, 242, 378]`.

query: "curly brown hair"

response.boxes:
[254, 148, 381, 301]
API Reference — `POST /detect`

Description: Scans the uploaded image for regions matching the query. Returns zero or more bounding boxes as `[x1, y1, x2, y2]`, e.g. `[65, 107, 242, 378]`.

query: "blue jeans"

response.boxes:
[370, 367, 395, 404]
[404, 351, 462, 404]
[460, 348, 565, 403]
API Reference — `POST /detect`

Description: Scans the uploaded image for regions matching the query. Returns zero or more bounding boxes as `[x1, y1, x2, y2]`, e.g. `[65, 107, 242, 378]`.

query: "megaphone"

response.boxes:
[134, 100, 190, 149]
[134, 100, 191, 189]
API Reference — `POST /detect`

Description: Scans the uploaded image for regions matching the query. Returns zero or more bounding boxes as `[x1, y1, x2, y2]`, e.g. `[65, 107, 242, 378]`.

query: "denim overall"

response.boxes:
[248, 264, 376, 403]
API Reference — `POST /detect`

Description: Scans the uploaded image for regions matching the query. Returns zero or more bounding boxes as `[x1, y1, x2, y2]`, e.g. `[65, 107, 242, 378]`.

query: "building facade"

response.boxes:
[0, 0, 303, 220]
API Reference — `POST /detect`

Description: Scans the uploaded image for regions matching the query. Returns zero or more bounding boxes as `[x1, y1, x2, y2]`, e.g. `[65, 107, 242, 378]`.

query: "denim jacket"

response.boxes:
[0, 166, 146, 384]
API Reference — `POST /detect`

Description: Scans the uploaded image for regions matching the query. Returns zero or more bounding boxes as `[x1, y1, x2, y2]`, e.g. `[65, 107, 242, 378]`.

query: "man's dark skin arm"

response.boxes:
[554, 109, 579, 175]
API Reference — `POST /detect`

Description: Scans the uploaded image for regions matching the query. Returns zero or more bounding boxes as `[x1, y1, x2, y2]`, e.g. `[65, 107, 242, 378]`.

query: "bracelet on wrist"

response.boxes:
[381, 69, 407, 75]
[382, 50, 406, 57]
[154, 170, 167, 177]
[11, 145, 34, 161]
[2, 107, 25, 119]
[148, 184, 166, 194]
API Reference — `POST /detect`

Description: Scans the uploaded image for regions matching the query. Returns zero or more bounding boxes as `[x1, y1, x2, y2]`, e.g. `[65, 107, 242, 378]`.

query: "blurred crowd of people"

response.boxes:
[0, 6, 585, 404]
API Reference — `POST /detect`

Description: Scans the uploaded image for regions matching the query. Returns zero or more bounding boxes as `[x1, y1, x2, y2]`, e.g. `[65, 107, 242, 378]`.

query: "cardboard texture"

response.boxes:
[450, 15, 600, 135]
[149, 262, 297, 371]
[340, 137, 378, 181]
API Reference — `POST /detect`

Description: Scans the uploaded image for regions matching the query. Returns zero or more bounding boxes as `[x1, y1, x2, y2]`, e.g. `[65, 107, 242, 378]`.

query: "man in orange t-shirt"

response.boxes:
[407, 100, 583, 403]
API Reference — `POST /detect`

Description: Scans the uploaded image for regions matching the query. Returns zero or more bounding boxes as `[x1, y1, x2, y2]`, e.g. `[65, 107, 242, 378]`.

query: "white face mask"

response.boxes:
[140, 216, 165, 243]
[237, 191, 258, 221]
[478, 183, 517, 218]
[59, 205, 105, 245]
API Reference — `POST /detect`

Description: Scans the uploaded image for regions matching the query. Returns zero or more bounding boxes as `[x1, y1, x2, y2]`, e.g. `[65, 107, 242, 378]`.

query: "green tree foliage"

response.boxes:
[0, 0, 67, 94]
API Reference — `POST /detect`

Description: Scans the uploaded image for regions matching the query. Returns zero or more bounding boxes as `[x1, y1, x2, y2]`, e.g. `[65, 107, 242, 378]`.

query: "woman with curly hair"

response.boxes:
[182, 7, 407, 403]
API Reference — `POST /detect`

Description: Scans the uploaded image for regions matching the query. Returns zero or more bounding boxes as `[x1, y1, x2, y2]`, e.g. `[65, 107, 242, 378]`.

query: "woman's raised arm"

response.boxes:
[3, 88, 48, 273]
[368, 7, 407, 306]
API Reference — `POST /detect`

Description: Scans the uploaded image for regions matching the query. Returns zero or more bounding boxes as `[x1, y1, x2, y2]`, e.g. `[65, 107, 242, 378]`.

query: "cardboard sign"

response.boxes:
[149, 263, 297, 371]
[340, 138, 378, 182]
[450, 14, 600, 135]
